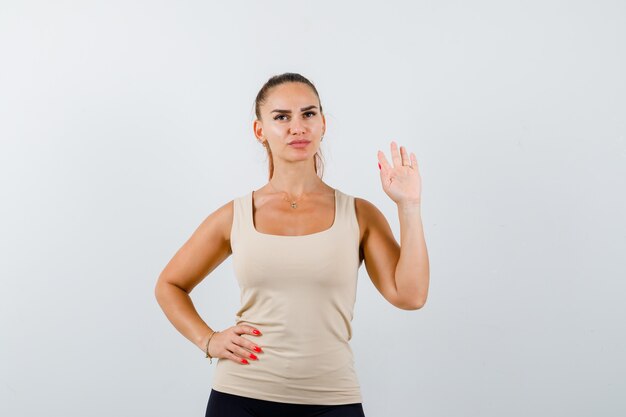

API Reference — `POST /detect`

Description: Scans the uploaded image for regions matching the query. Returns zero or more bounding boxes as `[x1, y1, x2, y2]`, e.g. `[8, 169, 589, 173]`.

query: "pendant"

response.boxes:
[291, 202, 297, 209]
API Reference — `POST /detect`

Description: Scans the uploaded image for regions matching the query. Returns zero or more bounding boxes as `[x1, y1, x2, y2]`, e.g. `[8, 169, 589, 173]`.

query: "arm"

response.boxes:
[357, 198, 429, 310]
[359, 140, 429, 310]
[395, 200, 429, 308]
[154, 200, 233, 352]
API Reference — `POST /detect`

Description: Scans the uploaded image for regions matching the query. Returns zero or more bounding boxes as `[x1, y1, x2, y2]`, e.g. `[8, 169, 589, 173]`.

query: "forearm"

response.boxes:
[395, 201, 430, 307]
[154, 282, 214, 352]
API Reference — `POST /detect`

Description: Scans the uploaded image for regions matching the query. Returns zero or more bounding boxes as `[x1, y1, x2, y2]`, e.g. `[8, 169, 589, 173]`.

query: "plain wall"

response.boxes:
[1, 1, 625, 416]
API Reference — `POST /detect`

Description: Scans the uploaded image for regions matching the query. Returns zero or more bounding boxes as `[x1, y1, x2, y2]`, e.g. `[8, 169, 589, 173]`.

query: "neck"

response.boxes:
[269, 161, 322, 197]
[269, 176, 323, 198]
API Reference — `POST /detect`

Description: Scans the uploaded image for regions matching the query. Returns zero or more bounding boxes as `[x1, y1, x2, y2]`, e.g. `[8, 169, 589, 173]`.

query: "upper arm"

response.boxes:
[355, 197, 404, 308]
[155, 200, 234, 294]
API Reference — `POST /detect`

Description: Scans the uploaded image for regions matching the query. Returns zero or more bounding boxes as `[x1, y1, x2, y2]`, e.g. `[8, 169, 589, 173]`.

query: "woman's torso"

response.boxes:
[211, 187, 364, 405]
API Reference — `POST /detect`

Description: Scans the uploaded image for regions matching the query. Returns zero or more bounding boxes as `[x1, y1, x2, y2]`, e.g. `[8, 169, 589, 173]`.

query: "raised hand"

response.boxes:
[377, 141, 422, 205]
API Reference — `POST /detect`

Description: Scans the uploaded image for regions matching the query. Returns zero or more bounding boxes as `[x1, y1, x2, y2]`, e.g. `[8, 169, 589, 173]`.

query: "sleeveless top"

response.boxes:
[211, 188, 363, 405]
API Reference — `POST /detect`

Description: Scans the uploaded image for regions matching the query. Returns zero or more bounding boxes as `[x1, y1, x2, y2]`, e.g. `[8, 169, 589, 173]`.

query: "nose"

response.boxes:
[289, 117, 306, 135]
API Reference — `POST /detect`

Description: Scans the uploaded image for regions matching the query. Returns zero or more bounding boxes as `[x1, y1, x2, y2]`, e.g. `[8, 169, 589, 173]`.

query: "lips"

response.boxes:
[288, 140, 311, 144]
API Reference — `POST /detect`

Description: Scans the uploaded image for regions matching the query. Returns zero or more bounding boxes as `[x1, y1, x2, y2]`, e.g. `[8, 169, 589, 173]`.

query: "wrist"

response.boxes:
[204, 330, 220, 362]
[397, 199, 421, 212]
[196, 329, 215, 352]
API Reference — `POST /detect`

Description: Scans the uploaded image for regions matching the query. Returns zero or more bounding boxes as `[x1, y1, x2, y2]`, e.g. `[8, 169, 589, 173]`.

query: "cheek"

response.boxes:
[264, 126, 281, 137]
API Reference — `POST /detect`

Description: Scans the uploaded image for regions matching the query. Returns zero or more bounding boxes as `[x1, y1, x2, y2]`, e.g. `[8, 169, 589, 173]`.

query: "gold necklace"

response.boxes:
[268, 181, 316, 209]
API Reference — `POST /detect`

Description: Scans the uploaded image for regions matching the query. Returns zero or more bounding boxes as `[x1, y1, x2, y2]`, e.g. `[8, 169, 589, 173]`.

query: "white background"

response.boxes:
[1, 1, 625, 416]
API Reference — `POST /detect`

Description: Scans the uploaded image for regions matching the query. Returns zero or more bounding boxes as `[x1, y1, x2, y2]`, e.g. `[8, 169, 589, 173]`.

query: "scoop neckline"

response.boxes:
[250, 188, 338, 238]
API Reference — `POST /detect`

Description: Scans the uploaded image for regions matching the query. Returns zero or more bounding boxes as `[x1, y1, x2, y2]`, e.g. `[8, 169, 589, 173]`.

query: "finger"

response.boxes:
[400, 145, 410, 166]
[410, 152, 418, 169]
[232, 343, 259, 361]
[236, 335, 263, 354]
[390, 141, 402, 168]
[377, 150, 392, 171]
[239, 325, 261, 336]
[225, 348, 250, 365]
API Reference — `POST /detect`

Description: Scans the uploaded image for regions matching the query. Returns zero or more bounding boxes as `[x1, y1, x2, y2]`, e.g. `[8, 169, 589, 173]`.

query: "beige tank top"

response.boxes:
[211, 188, 363, 405]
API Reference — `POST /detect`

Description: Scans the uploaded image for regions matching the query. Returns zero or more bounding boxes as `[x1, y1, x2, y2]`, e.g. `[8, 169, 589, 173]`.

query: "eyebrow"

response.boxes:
[270, 105, 318, 114]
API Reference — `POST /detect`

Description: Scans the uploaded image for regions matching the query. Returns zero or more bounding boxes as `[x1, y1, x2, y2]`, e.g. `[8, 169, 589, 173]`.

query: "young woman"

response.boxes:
[154, 72, 429, 417]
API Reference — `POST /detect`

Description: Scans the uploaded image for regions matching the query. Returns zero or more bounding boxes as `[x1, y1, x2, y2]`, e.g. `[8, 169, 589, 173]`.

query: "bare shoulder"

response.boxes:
[353, 196, 396, 265]
[156, 198, 234, 293]
[206, 198, 235, 244]
[354, 197, 387, 239]
[189, 198, 234, 247]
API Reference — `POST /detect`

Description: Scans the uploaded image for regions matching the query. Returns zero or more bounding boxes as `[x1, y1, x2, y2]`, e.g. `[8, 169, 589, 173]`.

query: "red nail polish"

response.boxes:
[378, 163, 381, 170]
[249, 353, 258, 360]
[253, 346, 262, 352]
[252, 329, 260, 335]
[241, 358, 249, 364]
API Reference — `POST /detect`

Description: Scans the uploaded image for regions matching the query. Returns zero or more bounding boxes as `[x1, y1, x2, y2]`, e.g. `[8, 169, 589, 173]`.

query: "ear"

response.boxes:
[253, 119, 264, 143]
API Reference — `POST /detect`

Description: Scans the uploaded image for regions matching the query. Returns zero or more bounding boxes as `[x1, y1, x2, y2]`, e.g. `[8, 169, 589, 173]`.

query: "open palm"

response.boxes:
[377, 141, 422, 205]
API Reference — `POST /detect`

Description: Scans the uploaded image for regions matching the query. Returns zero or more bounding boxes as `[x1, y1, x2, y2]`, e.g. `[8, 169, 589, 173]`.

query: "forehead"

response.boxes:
[264, 82, 318, 108]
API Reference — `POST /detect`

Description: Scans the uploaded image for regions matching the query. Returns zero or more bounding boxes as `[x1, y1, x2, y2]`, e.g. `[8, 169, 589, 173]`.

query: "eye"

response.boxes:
[273, 111, 317, 121]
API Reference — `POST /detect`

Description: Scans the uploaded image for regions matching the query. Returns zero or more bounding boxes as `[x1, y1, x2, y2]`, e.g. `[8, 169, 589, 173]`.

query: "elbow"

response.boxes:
[154, 276, 176, 302]
[155, 276, 190, 301]
[397, 295, 427, 311]
[154, 279, 164, 303]
[403, 301, 425, 311]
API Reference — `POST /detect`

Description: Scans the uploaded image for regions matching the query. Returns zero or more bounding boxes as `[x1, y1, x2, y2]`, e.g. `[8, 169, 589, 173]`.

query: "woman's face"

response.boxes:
[254, 82, 326, 164]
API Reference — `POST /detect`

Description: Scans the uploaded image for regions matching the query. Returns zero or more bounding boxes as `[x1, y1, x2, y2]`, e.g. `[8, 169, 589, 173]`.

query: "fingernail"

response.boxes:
[252, 329, 261, 335]
[378, 163, 381, 170]
[241, 358, 249, 364]
[249, 353, 258, 360]
[253, 346, 262, 352]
